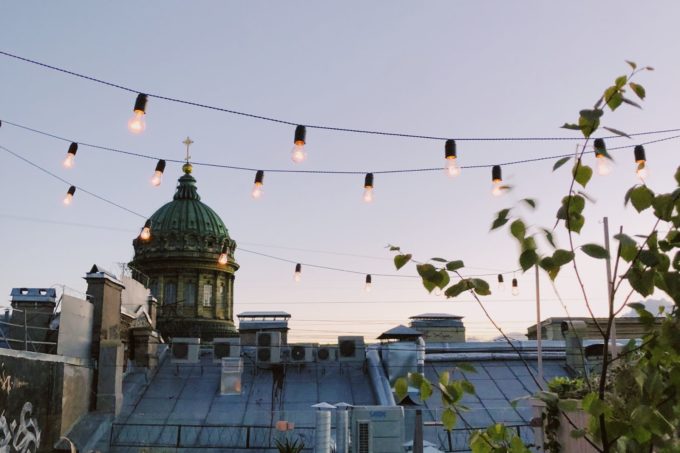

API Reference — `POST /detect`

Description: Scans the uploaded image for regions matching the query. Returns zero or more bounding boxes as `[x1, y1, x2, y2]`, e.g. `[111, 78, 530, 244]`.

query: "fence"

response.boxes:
[110, 423, 317, 450]
[0, 306, 59, 353]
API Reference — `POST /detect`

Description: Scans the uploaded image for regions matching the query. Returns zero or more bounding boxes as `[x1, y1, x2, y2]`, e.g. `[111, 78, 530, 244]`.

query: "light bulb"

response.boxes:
[636, 163, 648, 179]
[140, 227, 151, 241]
[511, 278, 519, 296]
[364, 274, 372, 292]
[251, 170, 264, 199]
[497, 274, 505, 291]
[218, 244, 229, 265]
[596, 155, 611, 176]
[294, 263, 302, 282]
[63, 186, 76, 205]
[128, 111, 146, 134]
[363, 187, 374, 203]
[151, 160, 166, 186]
[291, 143, 307, 163]
[446, 157, 461, 177]
[63, 142, 78, 168]
[634, 145, 647, 180]
[492, 180, 504, 196]
[491, 165, 504, 196]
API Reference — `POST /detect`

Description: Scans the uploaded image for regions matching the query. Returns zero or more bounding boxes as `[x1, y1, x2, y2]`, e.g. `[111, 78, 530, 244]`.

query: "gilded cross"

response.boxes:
[182, 137, 194, 163]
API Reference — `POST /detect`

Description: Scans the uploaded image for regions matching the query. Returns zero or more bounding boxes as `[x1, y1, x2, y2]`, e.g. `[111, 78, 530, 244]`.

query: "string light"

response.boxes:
[151, 159, 166, 186]
[511, 278, 519, 296]
[491, 165, 504, 196]
[63, 142, 78, 168]
[128, 93, 148, 134]
[365, 274, 372, 292]
[291, 125, 307, 163]
[139, 219, 152, 241]
[594, 138, 611, 176]
[444, 139, 460, 177]
[63, 186, 76, 205]
[294, 263, 302, 282]
[252, 170, 264, 199]
[497, 274, 504, 290]
[634, 145, 647, 179]
[363, 173, 374, 203]
[218, 244, 229, 265]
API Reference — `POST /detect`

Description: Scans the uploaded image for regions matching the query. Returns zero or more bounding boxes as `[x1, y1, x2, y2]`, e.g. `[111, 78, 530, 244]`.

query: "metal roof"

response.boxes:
[237, 311, 291, 319]
[410, 313, 464, 320]
[377, 324, 423, 340]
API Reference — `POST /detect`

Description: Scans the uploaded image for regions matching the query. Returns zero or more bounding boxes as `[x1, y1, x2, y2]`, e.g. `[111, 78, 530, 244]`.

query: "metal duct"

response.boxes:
[314, 410, 331, 453]
[336, 409, 349, 453]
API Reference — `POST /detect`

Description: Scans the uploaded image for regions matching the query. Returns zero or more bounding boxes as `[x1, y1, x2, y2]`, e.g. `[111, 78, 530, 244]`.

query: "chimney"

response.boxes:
[147, 295, 158, 327]
[409, 313, 465, 343]
[561, 320, 587, 376]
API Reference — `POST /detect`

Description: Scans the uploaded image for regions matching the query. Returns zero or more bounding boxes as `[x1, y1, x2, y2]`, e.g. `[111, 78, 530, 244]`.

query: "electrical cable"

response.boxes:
[1, 50, 678, 143]
[2, 119, 680, 174]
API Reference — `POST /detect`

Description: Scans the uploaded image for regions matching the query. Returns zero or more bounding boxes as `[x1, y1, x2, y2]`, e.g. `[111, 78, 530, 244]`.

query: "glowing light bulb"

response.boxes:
[291, 125, 307, 163]
[218, 244, 229, 265]
[636, 163, 648, 179]
[294, 263, 302, 282]
[139, 219, 152, 241]
[151, 160, 166, 186]
[444, 139, 461, 177]
[63, 186, 76, 205]
[364, 274, 372, 292]
[491, 165, 504, 196]
[497, 274, 505, 291]
[363, 173, 374, 203]
[127, 93, 148, 134]
[511, 278, 519, 296]
[251, 170, 264, 199]
[63, 143, 78, 168]
[596, 155, 611, 176]
[634, 145, 647, 179]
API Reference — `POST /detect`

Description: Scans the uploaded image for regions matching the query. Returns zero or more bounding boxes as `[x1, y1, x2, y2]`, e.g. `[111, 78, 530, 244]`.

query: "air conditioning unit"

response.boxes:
[351, 406, 404, 453]
[316, 345, 337, 362]
[338, 336, 366, 362]
[213, 338, 240, 363]
[256, 331, 282, 365]
[289, 343, 316, 363]
[171, 337, 200, 363]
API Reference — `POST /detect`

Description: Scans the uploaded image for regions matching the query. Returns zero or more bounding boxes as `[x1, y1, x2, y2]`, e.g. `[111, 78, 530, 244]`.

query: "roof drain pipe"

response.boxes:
[366, 345, 396, 406]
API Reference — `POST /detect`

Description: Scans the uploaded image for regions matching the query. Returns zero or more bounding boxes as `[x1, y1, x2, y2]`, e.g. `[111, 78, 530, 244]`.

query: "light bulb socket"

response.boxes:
[594, 138, 606, 156]
[294, 125, 306, 144]
[67, 186, 76, 196]
[295, 263, 302, 273]
[512, 278, 518, 288]
[254, 170, 264, 185]
[497, 274, 504, 283]
[492, 165, 502, 182]
[365, 274, 372, 284]
[445, 139, 457, 159]
[364, 173, 374, 188]
[155, 159, 166, 173]
[634, 145, 646, 163]
[133, 93, 148, 113]
[67, 142, 78, 157]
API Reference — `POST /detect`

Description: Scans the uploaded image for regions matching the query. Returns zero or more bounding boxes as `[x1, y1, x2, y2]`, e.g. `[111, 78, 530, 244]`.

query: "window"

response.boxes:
[203, 284, 212, 307]
[184, 282, 196, 306]
[164, 282, 176, 305]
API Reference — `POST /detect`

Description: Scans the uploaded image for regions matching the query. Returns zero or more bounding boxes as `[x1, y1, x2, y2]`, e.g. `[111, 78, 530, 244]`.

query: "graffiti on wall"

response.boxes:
[0, 365, 28, 396]
[0, 402, 41, 453]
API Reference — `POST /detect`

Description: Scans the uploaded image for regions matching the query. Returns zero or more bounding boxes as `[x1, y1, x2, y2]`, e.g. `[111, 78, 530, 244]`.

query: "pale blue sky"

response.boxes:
[1, 2, 679, 341]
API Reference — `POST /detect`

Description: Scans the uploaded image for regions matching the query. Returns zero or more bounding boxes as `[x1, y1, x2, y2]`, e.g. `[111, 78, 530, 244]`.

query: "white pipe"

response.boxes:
[314, 410, 331, 453]
[336, 409, 349, 453]
[366, 347, 396, 406]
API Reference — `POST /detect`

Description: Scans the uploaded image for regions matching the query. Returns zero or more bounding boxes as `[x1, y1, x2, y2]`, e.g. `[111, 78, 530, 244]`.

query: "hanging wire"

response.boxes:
[2, 50, 680, 143]
[2, 119, 680, 175]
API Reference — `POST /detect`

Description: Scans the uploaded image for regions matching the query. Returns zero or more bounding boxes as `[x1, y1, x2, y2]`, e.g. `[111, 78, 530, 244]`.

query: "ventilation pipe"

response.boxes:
[335, 404, 350, 453]
[416, 336, 426, 374]
[366, 346, 396, 405]
[312, 403, 334, 453]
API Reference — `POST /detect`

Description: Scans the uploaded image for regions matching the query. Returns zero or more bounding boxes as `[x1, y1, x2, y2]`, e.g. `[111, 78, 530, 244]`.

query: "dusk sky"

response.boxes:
[1, 2, 679, 342]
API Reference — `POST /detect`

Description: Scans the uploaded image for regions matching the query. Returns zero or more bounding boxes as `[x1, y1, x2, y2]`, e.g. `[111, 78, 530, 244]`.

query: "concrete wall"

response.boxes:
[0, 348, 92, 452]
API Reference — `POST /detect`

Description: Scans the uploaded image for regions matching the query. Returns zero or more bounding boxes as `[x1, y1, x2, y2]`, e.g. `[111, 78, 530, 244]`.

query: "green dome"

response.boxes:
[149, 173, 229, 239]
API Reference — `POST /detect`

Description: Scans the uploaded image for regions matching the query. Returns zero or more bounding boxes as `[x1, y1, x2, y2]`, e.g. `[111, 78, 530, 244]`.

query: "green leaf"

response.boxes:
[579, 109, 604, 121]
[521, 198, 537, 209]
[456, 363, 477, 373]
[510, 219, 526, 241]
[561, 123, 582, 131]
[607, 92, 623, 111]
[652, 193, 674, 221]
[581, 243, 609, 259]
[394, 377, 408, 402]
[553, 156, 571, 171]
[445, 280, 469, 298]
[388, 245, 401, 251]
[567, 212, 585, 233]
[615, 75, 628, 88]
[417, 263, 441, 293]
[625, 60, 637, 70]
[461, 380, 475, 394]
[622, 96, 643, 109]
[582, 392, 607, 417]
[420, 379, 433, 401]
[578, 114, 600, 137]
[439, 371, 450, 385]
[675, 166, 680, 186]
[639, 250, 660, 267]
[629, 185, 654, 212]
[431, 257, 447, 263]
[542, 228, 556, 248]
[409, 372, 424, 388]
[394, 254, 411, 270]
[442, 408, 457, 431]
[572, 163, 593, 188]
[552, 249, 574, 266]
[614, 233, 638, 262]
[627, 268, 655, 297]
[519, 249, 538, 271]
[469, 278, 491, 296]
[602, 126, 631, 138]
[558, 399, 579, 412]
[491, 217, 509, 230]
[437, 269, 450, 289]
[570, 428, 586, 439]
[629, 82, 646, 100]
[446, 260, 465, 272]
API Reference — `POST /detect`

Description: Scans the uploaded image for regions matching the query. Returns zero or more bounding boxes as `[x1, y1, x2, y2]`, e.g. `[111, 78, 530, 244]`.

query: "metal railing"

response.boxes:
[110, 422, 316, 450]
[0, 306, 58, 352]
